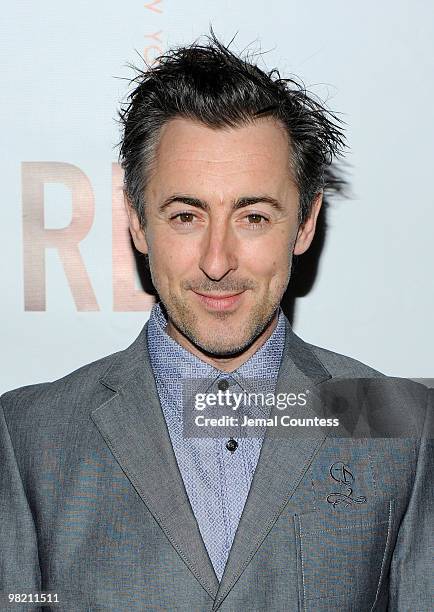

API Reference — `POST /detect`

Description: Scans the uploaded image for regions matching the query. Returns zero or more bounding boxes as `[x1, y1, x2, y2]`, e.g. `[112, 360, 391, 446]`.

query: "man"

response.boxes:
[1, 34, 432, 611]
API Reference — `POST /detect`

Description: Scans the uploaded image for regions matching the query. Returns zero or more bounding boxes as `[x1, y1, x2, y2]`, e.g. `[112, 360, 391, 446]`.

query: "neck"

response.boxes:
[165, 311, 279, 373]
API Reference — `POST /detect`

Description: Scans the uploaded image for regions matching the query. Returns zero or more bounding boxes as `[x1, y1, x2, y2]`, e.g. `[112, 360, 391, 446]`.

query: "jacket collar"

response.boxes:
[98, 312, 329, 393]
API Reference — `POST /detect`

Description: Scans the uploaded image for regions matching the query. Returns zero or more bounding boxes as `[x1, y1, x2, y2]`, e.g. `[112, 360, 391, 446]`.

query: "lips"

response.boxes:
[192, 290, 245, 312]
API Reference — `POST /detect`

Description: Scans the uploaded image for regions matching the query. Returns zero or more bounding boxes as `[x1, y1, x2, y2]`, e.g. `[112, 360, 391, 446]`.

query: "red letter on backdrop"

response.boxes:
[22, 162, 99, 311]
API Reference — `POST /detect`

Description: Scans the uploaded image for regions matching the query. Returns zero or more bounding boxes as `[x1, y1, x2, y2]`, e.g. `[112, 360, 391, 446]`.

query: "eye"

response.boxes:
[171, 211, 195, 224]
[245, 213, 269, 226]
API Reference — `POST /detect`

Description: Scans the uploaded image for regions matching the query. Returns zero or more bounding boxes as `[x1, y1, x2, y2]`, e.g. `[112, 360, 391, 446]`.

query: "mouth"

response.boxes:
[192, 290, 246, 312]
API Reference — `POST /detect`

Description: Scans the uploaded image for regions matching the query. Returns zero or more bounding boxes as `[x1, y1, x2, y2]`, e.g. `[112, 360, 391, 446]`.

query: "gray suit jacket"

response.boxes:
[1, 317, 432, 611]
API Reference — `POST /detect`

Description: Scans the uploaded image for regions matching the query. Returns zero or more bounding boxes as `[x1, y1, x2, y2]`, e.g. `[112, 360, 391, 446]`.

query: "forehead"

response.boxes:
[147, 116, 296, 200]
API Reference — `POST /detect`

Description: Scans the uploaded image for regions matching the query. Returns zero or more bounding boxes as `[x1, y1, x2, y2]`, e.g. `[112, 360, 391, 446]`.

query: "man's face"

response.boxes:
[126, 117, 321, 356]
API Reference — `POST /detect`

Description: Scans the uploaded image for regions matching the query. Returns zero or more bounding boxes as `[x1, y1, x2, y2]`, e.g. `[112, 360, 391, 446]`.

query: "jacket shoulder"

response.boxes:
[0, 349, 123, 426]
[305, 341, 384, 379]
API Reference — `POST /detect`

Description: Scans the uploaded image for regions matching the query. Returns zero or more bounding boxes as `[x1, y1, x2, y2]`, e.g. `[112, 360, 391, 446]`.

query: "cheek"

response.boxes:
[269, 257, 291, 286]
[244, 237, 291, 279]
[149, 235, 197, 281]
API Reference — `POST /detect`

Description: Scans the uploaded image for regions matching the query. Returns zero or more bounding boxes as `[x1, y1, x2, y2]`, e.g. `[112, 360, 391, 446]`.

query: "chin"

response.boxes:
[195, 341, 251, 358]
[188, 328, 259, 358]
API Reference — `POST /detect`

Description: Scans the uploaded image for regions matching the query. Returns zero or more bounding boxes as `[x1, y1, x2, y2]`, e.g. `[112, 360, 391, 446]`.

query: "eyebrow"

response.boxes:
[158, 194, 284, 213]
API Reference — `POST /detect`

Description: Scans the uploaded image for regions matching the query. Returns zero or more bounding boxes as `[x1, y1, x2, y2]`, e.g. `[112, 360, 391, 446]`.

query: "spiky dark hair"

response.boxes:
[118, 31, 347, 227]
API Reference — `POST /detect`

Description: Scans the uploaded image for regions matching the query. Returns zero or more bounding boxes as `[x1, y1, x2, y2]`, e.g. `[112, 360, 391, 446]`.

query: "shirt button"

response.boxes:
[225, 438, 238, 453]
[218, 379, 230, 391]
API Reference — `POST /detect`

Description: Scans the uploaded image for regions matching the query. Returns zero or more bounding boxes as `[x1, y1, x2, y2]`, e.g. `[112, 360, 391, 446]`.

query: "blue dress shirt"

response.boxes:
[147, 303, 285, 580]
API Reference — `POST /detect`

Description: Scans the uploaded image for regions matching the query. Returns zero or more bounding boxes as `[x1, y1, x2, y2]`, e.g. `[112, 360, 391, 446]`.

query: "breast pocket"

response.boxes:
[293, 499, 394, 612]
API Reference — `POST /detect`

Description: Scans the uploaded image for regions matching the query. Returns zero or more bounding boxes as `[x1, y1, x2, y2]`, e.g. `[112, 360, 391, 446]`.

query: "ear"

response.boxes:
[293, 191, 323, 256]
[123, 192, 148, 255]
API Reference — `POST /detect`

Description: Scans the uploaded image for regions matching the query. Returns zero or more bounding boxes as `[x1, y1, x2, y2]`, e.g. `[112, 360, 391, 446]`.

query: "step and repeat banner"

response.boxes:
[2, 1, 433, 393]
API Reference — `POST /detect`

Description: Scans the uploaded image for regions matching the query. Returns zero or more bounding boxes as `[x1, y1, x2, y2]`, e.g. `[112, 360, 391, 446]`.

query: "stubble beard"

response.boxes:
[161, 284, 286, 357]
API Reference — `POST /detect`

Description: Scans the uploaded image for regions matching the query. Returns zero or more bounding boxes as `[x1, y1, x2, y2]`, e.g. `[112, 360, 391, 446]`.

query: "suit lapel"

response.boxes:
[91, 323, 219, 599]
[213, 318, 332, 610]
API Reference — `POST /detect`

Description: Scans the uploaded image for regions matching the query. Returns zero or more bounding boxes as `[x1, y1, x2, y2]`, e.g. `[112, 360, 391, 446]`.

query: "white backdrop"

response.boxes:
[1, 0, 433, 394]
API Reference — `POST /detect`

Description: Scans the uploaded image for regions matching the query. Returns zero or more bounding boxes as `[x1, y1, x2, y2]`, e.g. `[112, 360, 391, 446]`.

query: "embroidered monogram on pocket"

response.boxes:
[326, 461, 367, 509]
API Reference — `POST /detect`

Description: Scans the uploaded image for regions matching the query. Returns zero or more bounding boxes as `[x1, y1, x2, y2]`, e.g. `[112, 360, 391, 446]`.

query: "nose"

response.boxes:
[198, 217, 238, 281]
